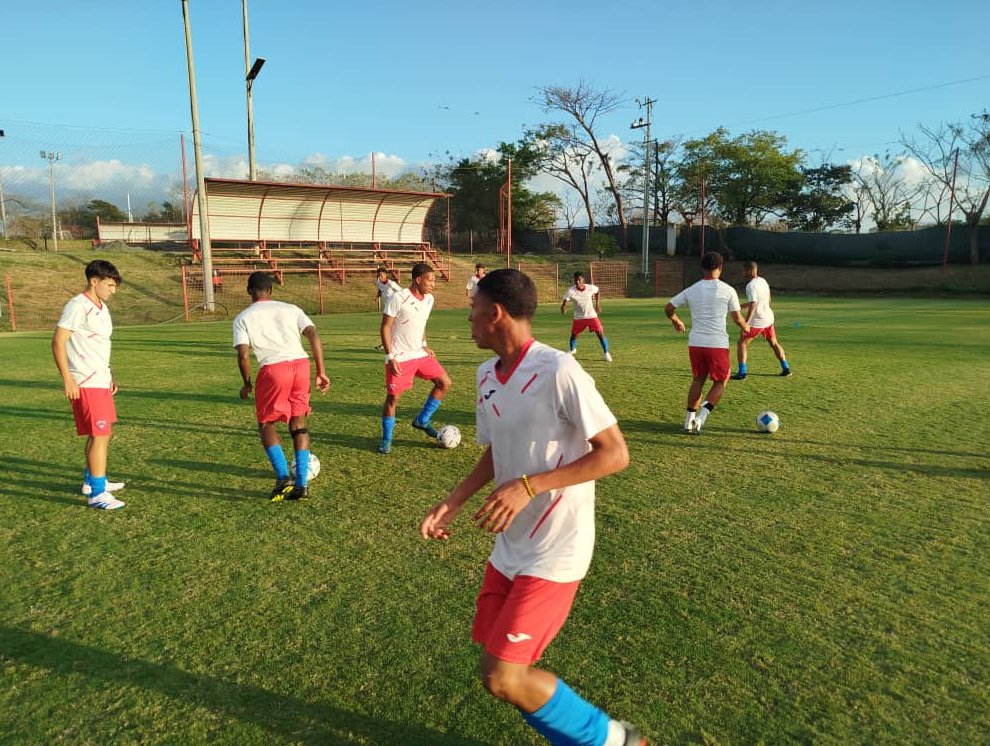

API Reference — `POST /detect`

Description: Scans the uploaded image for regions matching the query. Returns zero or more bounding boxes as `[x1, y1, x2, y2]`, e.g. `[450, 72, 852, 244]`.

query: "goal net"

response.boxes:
[589, 261, 628, 298]
[516, 262, 560, 304]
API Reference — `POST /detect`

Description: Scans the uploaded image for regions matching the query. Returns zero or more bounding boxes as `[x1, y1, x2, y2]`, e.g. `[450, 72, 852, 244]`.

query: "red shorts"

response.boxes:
[71, 387, 117, 436]
[255, 359, 311, 423]
[385, 355, 447, 396]
[571, 317, 604, 336]
[472, 562, 580, 665]
[689, 346, 731, 382]
[741, 324, 775, 342]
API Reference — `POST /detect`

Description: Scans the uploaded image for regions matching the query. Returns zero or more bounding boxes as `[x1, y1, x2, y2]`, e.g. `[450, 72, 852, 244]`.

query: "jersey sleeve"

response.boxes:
[562, 287, 574, 302]
[588, 284, 600, 295]
[475, 365, 492, 446]
[56, 298, 85, 332]
[383, 291, 402, 317]
[555, 357, 617, 441]
[295, 306, 316, 332]
[728, 288, 742, 313]
[669, 289, 687, 308]
[232, 315, 250, 348]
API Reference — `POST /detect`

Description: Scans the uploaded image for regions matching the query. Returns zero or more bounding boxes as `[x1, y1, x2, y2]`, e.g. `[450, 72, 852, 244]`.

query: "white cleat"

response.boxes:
[692, 408, 710, 435]
[604, 352, 613, 362]
[82, 480, 126, 496]
[87, 493, 126, 510]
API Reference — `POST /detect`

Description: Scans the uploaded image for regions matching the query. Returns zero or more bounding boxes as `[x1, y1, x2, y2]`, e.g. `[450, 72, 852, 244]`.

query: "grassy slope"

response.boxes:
[2, 296, 989, 744]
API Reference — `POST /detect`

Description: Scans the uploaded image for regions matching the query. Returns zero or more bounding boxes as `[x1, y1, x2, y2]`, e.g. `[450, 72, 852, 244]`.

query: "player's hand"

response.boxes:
[388, 359, 402, 376]
[315, 373, 330, 394]
[110, 380, 119, 396]
[472, 479, 531, 534]
[421, 499, 459, 540]
[424, 346, 436, 358]
[63, 379, 80, 401]
[240, 382, 253, 400]
[671, 319, 686, 333]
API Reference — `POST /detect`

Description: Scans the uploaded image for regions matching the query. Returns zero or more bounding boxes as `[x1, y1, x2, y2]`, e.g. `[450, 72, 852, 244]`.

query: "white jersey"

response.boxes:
[57, 293, 113, 389]
[377, 279, 402, 306]
[563, 284, 600, 319]
[466, 275, 482, 297]
[383, 288, 433, 363]
[475, 340, 618, 583]
[669, 278, 741, 349]
[232, 299, 314, 368]
[745, 276, 775, 328]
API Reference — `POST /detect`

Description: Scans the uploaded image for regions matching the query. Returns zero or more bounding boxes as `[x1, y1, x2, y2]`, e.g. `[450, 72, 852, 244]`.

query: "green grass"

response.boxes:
[1, 297, 989, 744]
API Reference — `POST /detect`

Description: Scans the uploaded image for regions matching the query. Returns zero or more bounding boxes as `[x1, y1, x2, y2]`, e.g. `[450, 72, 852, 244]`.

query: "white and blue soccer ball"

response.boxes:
[437, 425, 461, 449]
[756, 411, 780, 433]
[291, 454, 321, 480]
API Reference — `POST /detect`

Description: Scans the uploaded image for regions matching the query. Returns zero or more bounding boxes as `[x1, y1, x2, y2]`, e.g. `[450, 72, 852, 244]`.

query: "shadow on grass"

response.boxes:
[0, 625, 486, 745]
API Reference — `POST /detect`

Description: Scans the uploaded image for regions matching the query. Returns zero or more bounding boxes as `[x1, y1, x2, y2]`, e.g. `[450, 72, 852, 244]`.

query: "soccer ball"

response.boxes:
[756, 411, 780, 433]
[291, 454, 321, 480]
[437, 425, 461, 449]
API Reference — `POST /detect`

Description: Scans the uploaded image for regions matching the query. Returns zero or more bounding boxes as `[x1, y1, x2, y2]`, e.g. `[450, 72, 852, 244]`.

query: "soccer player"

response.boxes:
[732, 261, 791, 379]
[233, 272, 330, 501]
[378, 262, 452, 455]
[466, 263, 486, 299]
[561, 272, 612, 362]
[52, 259, 126, 510]
[420, 269, 645, 746]
[665, 252, 749, 435]
[374, 267, 402, 349]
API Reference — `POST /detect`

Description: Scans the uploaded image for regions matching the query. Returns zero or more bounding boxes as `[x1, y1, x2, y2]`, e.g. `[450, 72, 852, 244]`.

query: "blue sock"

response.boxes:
[738, 362, 748, 375]
[520, 679, 609, 746]
[569, 338, 577, 352]
[84, 467, 91, 488]
[781, 359, 790, 372]
[294, 449, 310, 488]
[265, 444, 290, 480]
[90, 475, 107, 497]
[382, 416, 396, 442]
[600, 336, 610, 354]
[415, 395, 442, 426]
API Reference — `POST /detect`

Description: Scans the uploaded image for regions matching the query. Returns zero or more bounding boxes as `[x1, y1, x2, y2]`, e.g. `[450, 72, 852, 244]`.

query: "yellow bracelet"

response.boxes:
[521, 474, 536, 499]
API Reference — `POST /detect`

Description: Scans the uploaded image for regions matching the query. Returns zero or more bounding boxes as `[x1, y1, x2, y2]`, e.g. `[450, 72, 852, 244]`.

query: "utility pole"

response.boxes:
[631, 97, 654, 278]
[243, 0, 265, 181]
[40, 150, 62, 251]
[182, 0, 215, 310]
[0, 129, 6, 241]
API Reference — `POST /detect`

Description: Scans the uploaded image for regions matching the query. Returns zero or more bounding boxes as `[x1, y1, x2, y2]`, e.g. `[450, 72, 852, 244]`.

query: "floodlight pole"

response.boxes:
[182, 0, 215, 310]
[40, 150, 62, 252]
[243, 0, 265, 182]
[631, 98, 654, 279]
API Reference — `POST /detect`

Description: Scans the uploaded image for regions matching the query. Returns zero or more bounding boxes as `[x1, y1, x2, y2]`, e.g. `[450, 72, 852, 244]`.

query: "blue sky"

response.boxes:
[2, 0, 988, 212]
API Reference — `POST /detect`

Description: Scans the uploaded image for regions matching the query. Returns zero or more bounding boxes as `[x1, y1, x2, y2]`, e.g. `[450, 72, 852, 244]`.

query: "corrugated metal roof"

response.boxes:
[190, 178, 446, 244]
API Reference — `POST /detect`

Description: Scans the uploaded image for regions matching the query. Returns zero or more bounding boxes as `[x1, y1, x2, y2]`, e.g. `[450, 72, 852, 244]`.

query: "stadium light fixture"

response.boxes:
[40, 150, 62, 251]
[247, 57, 266, 83]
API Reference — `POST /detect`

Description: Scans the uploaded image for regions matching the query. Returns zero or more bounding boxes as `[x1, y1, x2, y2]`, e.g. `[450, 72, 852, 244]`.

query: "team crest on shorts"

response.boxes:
[96, 419, 108, 431]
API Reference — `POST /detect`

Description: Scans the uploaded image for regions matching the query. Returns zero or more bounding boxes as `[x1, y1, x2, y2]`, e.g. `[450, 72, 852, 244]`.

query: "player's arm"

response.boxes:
[473, 424, 629, 534]
[665, 302, 686, 333]
[421, 446, 495, 540]
[51, 326, 80, 400]
[380, 313, 400, 374]
[236, 344, 253, 399]
[731, 310, 750, 334]
[302, 325, 331, 394]
[560, 298, 568, 315]
[594, 291, 601, 314]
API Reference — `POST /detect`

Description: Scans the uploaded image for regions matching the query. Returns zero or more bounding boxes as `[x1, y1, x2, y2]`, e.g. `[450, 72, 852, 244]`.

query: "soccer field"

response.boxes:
[1, 296, 988, 744]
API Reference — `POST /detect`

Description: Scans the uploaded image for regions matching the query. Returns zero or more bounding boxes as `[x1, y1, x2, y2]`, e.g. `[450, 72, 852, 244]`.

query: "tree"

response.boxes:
[618, 137, 682, 227]
[785, 164, 855, 232]
[901, 113, 990, 263]
[535, 82, 628, 244]
[853, 152, 919, 232]
[60, 199, 127, 238]
[524, 123, 598, 232]
[677, 128, 803, 227]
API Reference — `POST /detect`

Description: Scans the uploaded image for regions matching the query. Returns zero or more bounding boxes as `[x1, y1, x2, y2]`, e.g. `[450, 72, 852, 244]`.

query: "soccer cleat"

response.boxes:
[620, 722, 648, 746]
[780, 368, 792, 377]
[377, 438, 392, 455]
[568, 349, 576, 356]
[269, 477, 293, 502]
[731, 372, 747, 380]
[683, 412, 697, 432]
[87, 493, 125, 510]
[692, 407, 710, 435]
[286, 485, 309, 500]
[412, 419, 439, 439]
[604, 352, 613, 362]
[81, 480, 125, 496]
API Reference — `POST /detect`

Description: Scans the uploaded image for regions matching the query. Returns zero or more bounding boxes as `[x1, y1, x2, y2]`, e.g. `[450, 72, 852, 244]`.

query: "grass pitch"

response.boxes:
[1, 296, 988, 744]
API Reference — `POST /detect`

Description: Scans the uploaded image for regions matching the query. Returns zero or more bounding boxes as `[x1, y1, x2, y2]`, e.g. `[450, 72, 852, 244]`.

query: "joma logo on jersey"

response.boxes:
[483, 389, 496, 400]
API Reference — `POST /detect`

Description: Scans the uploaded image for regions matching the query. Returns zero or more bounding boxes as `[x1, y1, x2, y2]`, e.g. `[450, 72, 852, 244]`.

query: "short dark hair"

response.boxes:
[377, 266, 388, 275]
[476, 268, 537, 320]
[247, 271, 274, 294]
[475, 263, 485, 270]
[85, 259, 121, 284]
[701, 252, 723, 272]
[744, 260, 758, 272]
[411, 262, 433, 280]
[573, 272, 584, 282]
